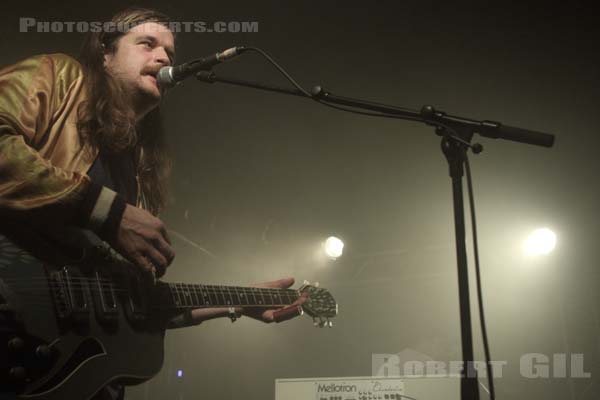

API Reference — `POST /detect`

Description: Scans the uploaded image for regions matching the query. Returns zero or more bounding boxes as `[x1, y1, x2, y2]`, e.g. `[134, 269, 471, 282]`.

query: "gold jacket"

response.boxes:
[0, 54, 96, 209]
[0, 53, 128, 252]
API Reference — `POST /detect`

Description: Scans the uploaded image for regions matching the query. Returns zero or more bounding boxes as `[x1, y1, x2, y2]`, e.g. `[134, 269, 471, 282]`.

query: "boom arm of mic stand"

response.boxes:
[195, 71, 309, 98]
[196, 71, 555, 148]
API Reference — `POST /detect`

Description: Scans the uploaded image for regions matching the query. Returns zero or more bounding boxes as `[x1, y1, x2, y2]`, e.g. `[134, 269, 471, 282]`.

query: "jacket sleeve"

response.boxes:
[0, 54, 125, 239]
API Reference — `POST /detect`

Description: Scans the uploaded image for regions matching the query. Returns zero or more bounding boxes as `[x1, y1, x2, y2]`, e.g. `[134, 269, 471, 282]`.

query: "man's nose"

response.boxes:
[155, 48, 171, 66]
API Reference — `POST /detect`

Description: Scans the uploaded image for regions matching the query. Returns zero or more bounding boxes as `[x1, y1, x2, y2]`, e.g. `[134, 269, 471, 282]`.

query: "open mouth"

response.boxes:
[144, 73, 159, 88]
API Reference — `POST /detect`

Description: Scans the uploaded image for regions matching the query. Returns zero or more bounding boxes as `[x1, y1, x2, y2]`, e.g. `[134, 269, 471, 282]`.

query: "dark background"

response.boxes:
[2, 1, 599, 399]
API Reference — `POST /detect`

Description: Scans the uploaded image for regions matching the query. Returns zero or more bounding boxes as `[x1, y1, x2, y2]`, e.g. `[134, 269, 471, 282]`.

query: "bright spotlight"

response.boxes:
[323, 236, 344, 259]
[524, 228, 556, 255]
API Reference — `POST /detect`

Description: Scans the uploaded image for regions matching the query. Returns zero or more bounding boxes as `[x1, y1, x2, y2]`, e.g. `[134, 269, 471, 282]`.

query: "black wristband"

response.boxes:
[77, 181, 103, 226]
[98, 195, 127, 242]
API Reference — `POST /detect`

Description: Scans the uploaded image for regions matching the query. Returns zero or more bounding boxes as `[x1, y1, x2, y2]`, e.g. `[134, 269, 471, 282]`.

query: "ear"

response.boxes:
[101, 43, 112, 68]
[103, 52, 111, 68]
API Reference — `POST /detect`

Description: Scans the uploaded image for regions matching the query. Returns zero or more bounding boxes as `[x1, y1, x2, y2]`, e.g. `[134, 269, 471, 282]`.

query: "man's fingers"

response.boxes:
[278, 277, 295, 289]
[152, 235, 175, 265]
[260, 310, 275, 323]
[293, 291, 309, 306]
[251, 277, 295, 289]
[144, 246, 168, 277]
[160, 224, 172, 245]
[134, 254, 154, 274]
[272, 305, 303, 323]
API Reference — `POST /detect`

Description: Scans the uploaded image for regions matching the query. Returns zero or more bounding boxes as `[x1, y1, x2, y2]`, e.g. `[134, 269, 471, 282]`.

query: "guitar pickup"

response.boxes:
[49, 266, 90, 323]
[92, 271, 119, 324]
[124, 275, 148, 323]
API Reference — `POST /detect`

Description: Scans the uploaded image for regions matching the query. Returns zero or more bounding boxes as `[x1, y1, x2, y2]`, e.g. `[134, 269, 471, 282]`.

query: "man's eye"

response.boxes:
[141, 41, 152, 48]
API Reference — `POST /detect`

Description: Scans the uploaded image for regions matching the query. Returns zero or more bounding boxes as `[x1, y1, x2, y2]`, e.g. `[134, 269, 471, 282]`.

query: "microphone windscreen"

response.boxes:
[157, 67, 175, 89]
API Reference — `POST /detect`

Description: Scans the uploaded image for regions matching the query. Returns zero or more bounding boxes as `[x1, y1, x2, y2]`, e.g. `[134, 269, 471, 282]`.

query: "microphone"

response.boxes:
[157, 46, 245, 89]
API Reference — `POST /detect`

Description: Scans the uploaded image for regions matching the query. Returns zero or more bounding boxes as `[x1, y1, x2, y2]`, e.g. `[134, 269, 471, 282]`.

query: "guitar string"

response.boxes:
[0, 277, 301, 290]
[1, 282, 303, 306]
[1, 284, 301, 299]
[0, 280, 299, 297]
[2, 299, 307, 310]
[0, 288, 302, 306]
[6, 297, 302, 308]
[3, 288, 303, 302]
[4, 287, 318, 309]
[0, 277, 303, 291]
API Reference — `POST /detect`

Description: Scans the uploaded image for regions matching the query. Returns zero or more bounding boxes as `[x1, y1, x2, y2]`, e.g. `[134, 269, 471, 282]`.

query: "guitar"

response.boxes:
[0, 235, 338, 400]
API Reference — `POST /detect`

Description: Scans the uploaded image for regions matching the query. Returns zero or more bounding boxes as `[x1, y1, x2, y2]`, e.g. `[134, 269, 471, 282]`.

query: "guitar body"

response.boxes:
[1, 238, 168, 400]
[0, 234, 337, 400]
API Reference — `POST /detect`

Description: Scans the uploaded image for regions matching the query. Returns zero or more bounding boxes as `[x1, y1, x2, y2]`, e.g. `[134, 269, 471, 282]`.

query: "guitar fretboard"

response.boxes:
[166, 283, 299, 308]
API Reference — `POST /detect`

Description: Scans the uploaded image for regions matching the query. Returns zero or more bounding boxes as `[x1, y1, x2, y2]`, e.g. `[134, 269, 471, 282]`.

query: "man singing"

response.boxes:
[0, 7, 304, 400]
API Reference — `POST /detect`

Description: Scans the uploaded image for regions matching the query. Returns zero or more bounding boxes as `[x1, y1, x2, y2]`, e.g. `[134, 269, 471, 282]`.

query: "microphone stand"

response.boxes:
[195, 70, 555, 400]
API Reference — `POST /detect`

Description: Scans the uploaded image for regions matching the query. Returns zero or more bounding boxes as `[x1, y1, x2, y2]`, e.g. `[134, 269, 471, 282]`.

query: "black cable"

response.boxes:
[243, 47, 313, 98]
[465, 154, 496, 400]
[242, 47, 423, 122]
[311, 100, 425, 122]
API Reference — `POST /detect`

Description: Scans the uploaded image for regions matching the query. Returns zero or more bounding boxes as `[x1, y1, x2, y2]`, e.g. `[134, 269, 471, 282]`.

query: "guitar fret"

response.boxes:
[190, 284, 202, 307]
[227, 286, 239, 306]
[181, 283, 189, 307]
[178, 283, 185, 307]
[212, 285, 223, 306]
[199, 285, 211, 306]
[283, 289, 294, 305]
[171, 283, 181, 307]
[271, 289, 281, 306]
[283, 290, 293, 305]
[262, 288, 269, 305]
[183, 284, 193, 307]
[179, 283, 185, 307]
[232, 286, 242, 306]
[211, 285, 218, 306]
[247, 288, 258, 305]
[265, 288, 275, 305]
[187, 284, 195, 306]
[206, 285, 218, 306]
[224, 285, 233, 306]
[255, 287, 265, 305]
[245, 287, 254, 304]
[177, 283, 184, 307]
[217, 285, 227, 306]
[238, 287, 249, 306]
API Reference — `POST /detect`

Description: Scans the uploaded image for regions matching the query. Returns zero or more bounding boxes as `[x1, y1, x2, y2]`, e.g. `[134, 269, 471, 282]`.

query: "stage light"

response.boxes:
[323, 236, 344, 259]
[524, 228, 556, 255]
[177, 369, 183, 378]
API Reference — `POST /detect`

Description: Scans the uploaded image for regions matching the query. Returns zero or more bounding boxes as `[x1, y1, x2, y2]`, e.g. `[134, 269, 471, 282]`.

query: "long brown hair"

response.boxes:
[77, 7, 174, 215]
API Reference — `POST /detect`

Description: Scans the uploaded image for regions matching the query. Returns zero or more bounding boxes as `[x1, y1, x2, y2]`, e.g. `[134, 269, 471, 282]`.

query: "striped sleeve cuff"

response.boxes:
[79, 182, 127, 241]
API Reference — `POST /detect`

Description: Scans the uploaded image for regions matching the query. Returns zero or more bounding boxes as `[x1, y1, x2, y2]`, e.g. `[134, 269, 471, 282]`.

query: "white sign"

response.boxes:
[276, 375, 460, 400]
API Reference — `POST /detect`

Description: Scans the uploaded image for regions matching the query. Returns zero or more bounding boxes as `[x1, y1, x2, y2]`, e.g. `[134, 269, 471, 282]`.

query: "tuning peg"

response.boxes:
[327, 319, 333, 327]
[312, 317, 328, 328]
[303, 280, 310, 285]
[314, 282, 319, 288]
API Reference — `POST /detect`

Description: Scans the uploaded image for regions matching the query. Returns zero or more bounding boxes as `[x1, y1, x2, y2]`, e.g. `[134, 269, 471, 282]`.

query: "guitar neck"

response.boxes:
[163, 283, 300, 309]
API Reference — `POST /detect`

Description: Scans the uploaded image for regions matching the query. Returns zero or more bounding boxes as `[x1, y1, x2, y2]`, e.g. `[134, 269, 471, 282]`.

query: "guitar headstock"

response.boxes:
[298, 281, 338, 328]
